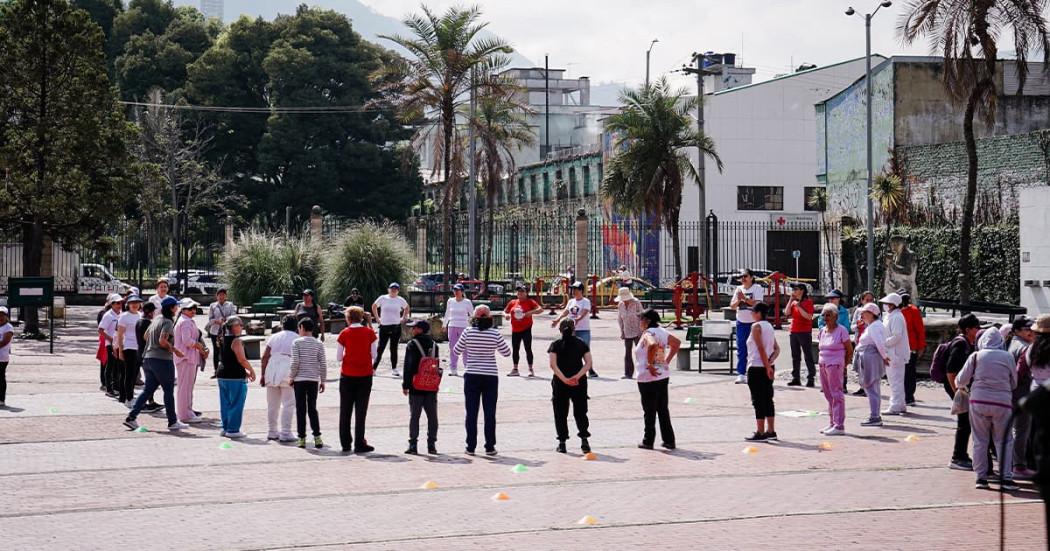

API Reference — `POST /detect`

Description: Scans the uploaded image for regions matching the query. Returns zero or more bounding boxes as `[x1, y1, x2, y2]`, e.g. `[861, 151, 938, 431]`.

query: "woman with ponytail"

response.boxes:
[547, 318, 593, 453]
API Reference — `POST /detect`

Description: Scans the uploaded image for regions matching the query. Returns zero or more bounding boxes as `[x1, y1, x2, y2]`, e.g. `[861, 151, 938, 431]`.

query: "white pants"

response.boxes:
[885, 360, 907, 413]
[266, 386, 295, 439]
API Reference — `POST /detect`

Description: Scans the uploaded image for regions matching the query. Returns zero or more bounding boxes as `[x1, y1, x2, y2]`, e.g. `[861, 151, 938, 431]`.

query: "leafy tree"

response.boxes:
[381, 4, 513, 283]
[108, 0, 176, 60]
[806, 187, 837, 291]
[899, 0, 1049, 306]
[73, 0, 122, 41]
[601, 78, 723, 280]
[0, 0, 134, 333]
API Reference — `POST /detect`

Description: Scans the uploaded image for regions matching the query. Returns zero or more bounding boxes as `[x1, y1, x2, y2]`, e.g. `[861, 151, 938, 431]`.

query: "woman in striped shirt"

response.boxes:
[453, 304, 511, 455]
[290, 318, 327, 449]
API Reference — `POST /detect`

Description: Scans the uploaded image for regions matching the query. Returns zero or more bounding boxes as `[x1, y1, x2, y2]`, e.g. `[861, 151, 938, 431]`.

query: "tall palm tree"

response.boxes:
[381, 4, 512, 285]
[871, 172, 906, 241]
[601, 78, 723, 281]
[464, 72, 535, 287]
[806, 187, 837, 290]
[899, 0, 1049, 305]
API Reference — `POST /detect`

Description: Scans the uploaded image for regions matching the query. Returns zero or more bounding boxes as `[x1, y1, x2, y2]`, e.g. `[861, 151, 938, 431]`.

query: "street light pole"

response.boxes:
[683, 52, 709, 278]
[645, 38, 659, 88]
[467, 67, 478, 279]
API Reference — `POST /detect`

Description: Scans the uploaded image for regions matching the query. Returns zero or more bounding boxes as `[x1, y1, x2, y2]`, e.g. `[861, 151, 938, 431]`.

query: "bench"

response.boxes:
[644, 289, 676, 313]
[676, 325, 703, 371]
[240, 335, 266, 360]
[918, 298, 1027, 321]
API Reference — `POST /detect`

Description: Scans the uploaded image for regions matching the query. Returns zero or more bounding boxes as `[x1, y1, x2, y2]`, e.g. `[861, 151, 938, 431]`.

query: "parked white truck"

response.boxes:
[0, 243, 125, 295]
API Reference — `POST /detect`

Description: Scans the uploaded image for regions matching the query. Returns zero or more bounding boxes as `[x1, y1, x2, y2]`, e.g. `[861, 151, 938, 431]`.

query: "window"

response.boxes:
[583, 165, 592, 196]
[530, 175, 538, 203]
[737, 186, 784, 211]
[804, 186, 826, 211]
[518, 177, 527, 203]
[543, 172, 551, 202]
[569, 167, 578, 199]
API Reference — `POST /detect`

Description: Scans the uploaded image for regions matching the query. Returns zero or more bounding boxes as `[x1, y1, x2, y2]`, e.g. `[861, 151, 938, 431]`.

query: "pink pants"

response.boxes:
[175, 361, 198, 422]
[448, 326, 467, 369]
[819, 363, 845, 429]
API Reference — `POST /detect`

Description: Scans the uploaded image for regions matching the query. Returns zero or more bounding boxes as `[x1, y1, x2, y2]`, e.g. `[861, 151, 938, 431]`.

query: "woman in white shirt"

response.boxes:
[443, 283, 473, 376]
[731, 269, 765, 384]
[854, 303, 891, 427]
[260, 316, 299, 442]
[745, 303, 780, 442]
[879, 293, 910, 415]
[633, 308, 681, 450]
[114, 296, 143, 405]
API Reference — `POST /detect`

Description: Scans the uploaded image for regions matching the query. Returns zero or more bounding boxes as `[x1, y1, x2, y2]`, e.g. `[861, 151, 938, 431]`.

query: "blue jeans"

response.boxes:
[129, 358, 177, 426]
[464, 373, 499, 451]
[218, 379, 248, 433]
[735, 322, 752, 375]
[576, 330, 591, 345]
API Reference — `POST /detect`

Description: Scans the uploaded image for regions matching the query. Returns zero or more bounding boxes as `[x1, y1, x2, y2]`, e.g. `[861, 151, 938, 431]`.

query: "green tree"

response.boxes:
[73, 0, 122, 42]
[381, 4, 513, 283]
[899, 0, 1049, 305]
[601, 78, 723, 280]
[108, 0, 176, 60]
[114, 4, 220, 99]
[0, 0, 134, 333]
[806, 187, 836, 291]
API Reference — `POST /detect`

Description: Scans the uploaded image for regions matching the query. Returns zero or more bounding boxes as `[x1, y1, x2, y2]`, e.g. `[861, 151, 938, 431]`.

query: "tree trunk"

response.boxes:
[21, 221, 44, 335]
[820, 212, 836, 291]
[959, 85, 983, 308]
[668, 212, 683, 282]
[441, 101, 454, 290]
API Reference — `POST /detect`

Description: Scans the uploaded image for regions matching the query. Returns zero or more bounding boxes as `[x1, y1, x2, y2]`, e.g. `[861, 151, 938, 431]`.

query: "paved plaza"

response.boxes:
[0, 306, 1045, 550]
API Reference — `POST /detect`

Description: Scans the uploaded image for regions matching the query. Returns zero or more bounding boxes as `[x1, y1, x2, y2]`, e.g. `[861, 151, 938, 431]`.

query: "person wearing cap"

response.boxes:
[290, 318, 327, 449]
[337, 306, 379, 453]
[817, 303, 853, 435]
[552, 281, 598, 378]
[98, 293, 125, 398]
[207, 288, 236, 377]
[879, 292, 910, 415]
[0, 306, 13, 407]
[849, 290, 877, 396]
[443, 284, 473, 376]
[174, 298, 208, 424]
[260, 316, 299, 442]
[148, 278, 171, 311]
[1004, 315, 1036, 480]
[634, 308, 681, 449]
[114, 295, 144, 406]
[134, 302, 164, 412]
[548, 318, 593, 453]
[944, 313, 981, 471]
[504, 285, 543, 377]
[455, 304, 511, 456]
[402, 319, 439, 455]
[744, 303, 780, 441]
[956, 328, 1019, 490]
[817, 290, 851, 333]
[899, 292, 926, 406]
[294, 289, 325, 340]
[124, 296, 185, 432]
[372, 283, 410, 376]
[216, 315, 256, 438]
[785, 283, 816, 387]
[616, 287, 644, 379]
[854, 302, 890, 427]
[730, 269, 765, 385]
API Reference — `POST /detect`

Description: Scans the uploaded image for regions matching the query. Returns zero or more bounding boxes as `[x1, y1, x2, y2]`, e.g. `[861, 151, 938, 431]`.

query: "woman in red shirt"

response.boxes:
[785, 283, 816, 387]
[336, 306, 378, 454]
[504, 286, 544, 377]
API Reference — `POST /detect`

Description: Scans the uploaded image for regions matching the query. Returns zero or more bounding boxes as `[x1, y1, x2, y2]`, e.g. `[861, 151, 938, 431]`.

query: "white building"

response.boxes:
[199, 0, 223, 21]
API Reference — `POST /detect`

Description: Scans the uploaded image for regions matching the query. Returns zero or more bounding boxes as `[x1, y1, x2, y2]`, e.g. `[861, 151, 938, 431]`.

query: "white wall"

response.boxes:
[1019, 187, 1050, 315]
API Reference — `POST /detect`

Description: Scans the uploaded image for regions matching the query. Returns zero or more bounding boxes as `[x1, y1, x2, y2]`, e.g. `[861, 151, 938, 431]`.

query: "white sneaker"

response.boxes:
[184, 416, 204, 424]
[278, 434, 297, 442]
[391, 369, 400, 377]
[226, 431, 247, 439]
[819, 425, 834, 434]
[734, 374, 747, 384]
[824, 427, 845, 436]
[168, 421, 190, 431]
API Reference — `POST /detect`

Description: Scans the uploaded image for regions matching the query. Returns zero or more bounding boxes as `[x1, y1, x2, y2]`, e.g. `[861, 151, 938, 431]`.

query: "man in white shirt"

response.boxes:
[98, 293, 124, 396]
[553, 281, 598, 377]
[879, 293, 910, 415]
[372, 282, 410, 376]
[207, 288, 237, 377]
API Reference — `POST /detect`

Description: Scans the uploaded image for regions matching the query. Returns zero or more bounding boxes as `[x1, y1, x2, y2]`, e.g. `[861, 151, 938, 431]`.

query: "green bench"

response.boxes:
[248, 296, 284, 330]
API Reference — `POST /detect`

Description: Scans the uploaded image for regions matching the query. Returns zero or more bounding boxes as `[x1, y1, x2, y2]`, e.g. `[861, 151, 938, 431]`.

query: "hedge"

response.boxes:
[841, 224, 1019, 304]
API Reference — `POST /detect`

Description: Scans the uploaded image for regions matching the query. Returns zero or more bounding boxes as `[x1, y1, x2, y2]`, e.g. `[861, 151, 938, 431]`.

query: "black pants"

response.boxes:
[511, 328, 534, 367]
[623, 337, 638, 378]
[210, 335, 222, 371]
[904, 351, 918, 403]
[638, 378, 675, 446]
[408, 392, 438, 443]
[339, 376, 372, 451]
[294, 381, 321, 438]
[464, 373, 499, 451]
[747, 366, 776, 419]
[105, 346, 123, 394]
[119, 349, 140, 403]
[789, 332, 815, 382]
[0, 361, 7, 403]
[374, 325, 400, 370]
[944, 381, 972, 461]
[552, 378, 589, 441]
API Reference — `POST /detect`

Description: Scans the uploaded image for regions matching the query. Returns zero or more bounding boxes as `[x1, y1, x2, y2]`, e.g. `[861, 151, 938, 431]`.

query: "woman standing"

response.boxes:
[504, 285, 543, 377]
[849, 290, 876, 397]
[290, 318, 326, 449]
[260, 316, 298, 442]
[548, 319, 592, 453]
[956, 329, 1019, 490]
[785, 283, 816, 387]
[217, 316, 257, 438]
[174, 298, 208, 424]
[745, 303, 780, 441]
[0, 307, 13, 407]
[443, 285, 473, 377]
[817, 303, 853, 435]
[148, 278, 171, 311]
[879, 293, 910, 415]
[123, 296, 185, 431]
[454, 305, 511, 456]
[114, 296, 143, 406]
[731, 269, 764, 385]
[854, 303, 891, 427]
[634, 309, 680, 450]
[616, 287, 644, 379]
[294, 289, 325, 340]
[336, 306, 378, 453]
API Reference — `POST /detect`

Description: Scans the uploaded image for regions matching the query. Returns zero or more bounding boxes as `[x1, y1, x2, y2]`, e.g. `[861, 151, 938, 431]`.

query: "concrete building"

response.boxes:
[199, 0, 223, 21]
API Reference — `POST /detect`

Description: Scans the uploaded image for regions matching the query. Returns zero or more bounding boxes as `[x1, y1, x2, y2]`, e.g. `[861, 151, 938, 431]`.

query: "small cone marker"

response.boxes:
[420, 480, 439, 490]
[491, 492, 510, 501]
[47, 407, 59, 414]
[135, 426, 149, 433]
[818, 441, 833, 451]
[511, 464, 528, 473]
[584, 452, 598, 461]
[218, 442, 233, 449]
[577, 515, 600, 526]
[683, 397, 695, 404]
[905, 434, 920, 443]
[742, 446, 759, 455]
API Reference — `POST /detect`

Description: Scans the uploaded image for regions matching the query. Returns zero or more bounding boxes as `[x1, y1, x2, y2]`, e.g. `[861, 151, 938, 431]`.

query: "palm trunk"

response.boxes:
[820, 212, 836, 291]
[483, 191, 494, 288]
[959, 85, 983, 308]
[668, 210, 683, 281]
[441, 102, 454, 290]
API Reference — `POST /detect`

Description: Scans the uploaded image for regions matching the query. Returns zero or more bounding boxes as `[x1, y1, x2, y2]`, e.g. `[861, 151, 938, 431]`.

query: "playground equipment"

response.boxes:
[671, 272, 715, 329]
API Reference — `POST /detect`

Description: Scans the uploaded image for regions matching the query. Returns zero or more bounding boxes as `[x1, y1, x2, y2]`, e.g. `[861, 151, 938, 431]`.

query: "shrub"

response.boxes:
[321, 221, 413, 306]
[221, 229, 323, 305]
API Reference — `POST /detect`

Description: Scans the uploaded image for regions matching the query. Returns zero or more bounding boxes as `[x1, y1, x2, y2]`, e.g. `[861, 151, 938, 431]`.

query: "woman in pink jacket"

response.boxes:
[174, 298, 208, 424]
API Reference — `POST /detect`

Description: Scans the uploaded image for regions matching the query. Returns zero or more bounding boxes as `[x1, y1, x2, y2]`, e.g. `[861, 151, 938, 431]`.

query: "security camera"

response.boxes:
[881, 1, 893, 7]
[845, 7, 856, 15]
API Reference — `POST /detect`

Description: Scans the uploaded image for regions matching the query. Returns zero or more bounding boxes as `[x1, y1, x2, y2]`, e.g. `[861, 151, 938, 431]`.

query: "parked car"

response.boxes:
[412, 272, 468, 292]
[185, 272, 226, 295]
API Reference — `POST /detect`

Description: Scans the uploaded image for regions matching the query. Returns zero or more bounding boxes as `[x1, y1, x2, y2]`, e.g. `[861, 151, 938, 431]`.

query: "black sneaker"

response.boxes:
[465, 448, 475, 456]
[805, 379, 815, 388]
[556, 441, 567, 453]
[1000, 480, 1020, 491]
[975, 479, 990, 489]
[661, 442, 676, 450]
[580, 438, 591, 453]
[143, 403, 164, 413]
[787, 379, 802, 387]
[764, 431, 778, 441]
[637, 442, 654, 450]
[354, 444, 375, 454]
[852, 388, 867, 397]
[123, 418, 139, 431]
[484, 448, 498, 456]
[588, 370, 598, 378]
[949, 458, 974, 471]
[745, 432, 767, 442]
[405, 442, 418, 455]
[427, 443, 437, 455]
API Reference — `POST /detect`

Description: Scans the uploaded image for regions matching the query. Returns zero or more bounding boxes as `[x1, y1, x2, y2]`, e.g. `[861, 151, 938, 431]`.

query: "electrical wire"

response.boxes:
[119, 100, 390, 114]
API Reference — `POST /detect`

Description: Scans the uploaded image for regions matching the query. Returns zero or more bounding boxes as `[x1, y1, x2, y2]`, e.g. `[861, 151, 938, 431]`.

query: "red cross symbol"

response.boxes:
[776, 216, 786, 226]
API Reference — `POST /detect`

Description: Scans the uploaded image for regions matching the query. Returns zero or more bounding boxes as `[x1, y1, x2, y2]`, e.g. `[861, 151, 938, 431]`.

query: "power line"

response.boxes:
[119, 100, 389, 114]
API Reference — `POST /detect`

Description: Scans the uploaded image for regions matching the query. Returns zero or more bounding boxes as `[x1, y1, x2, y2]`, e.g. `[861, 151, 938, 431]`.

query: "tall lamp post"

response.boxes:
[645, 38, 659, 88]
[846, 0, 891, 293]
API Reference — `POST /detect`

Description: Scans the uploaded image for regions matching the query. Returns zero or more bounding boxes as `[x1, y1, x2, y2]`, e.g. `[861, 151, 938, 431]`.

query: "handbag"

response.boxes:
[950, 387, 969, 415]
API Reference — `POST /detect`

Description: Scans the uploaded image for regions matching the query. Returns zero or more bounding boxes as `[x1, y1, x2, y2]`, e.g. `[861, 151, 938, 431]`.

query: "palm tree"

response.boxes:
[806, 187, 837, 290]
[871, 172, 906, 241]
[601, 78, 723, 281]
[464, 72, 535, 288]
[381, 4, 512, 286]
[899, 0, 1049, 305]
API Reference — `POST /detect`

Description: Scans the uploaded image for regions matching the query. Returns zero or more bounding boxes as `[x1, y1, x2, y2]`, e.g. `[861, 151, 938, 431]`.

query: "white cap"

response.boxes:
[0, 306, 8, 315]
[879, 292, 902, 307]
[106, 293, 124, 306]
[179, 297, 200, 310]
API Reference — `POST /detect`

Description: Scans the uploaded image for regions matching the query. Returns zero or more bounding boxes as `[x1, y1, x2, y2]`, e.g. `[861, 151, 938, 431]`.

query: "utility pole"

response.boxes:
[864, 13, 875, 294]
[645, 38, 659, 88]
[683, 52, 708, 278]
[468, 67, 478, 279]
[544, 54, 550, 159]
